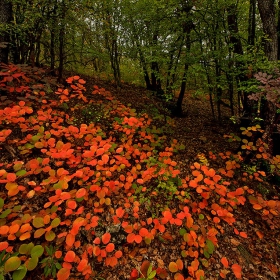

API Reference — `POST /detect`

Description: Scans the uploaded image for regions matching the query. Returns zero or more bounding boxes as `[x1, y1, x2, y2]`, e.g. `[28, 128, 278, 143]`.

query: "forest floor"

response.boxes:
[79, 77, 280, 280]
[0, 66, 279, 280]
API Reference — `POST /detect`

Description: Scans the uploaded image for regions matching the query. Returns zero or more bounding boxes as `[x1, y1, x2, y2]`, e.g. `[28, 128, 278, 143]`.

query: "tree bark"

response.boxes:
[0, 0, 12, 64]
[257, 0, 278, 61]
[248, 0, 256, 46]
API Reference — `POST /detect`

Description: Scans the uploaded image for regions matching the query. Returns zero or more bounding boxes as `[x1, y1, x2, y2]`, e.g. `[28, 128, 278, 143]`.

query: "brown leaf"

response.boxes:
[230, 238, 240, 246]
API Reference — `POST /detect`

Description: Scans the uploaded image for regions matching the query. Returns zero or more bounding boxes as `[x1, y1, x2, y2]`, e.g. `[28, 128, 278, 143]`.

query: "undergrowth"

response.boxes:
[0, 64, 279, 280]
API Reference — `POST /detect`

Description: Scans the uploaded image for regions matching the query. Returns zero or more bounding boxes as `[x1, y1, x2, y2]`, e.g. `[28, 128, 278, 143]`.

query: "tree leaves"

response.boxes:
[4, 256, 21, 272]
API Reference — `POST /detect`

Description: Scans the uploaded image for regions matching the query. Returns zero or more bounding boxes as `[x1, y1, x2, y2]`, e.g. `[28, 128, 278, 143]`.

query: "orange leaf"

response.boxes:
[195, 269, 205, 279]
[77, 259, 88, 272]
[239, 232, 247, 238]
[19, 232, 31, 241]
[116, 207, 125, 218]
[57, 268, 70, 280]
[0, 225, 9, 235]
[115, 250, 122, 258]
[67, 200, 77, 209]
[0, 241, 8, 251]
[221, 257, 229, 268]
[256, 230, 264, 239]
[76, 188, 86, 198]
[93, 246, 100, 256]
[186, 217, 193, 229]
[66, 233, 75, 247]
[106, 256, 118, 267]
[102, 232, 111, 244]
[231, 263, 242, 279]
[102, 154, 109, 164]
[127, 233, 135, 243]
[7, 173, 16, 182]
[176, 259, 183, 270]
[174, 273, 184, 280]
[139, 228, 149, 237]
[64, 251, 75, 262]
[55, 251, 62, 258]
[134, 235, 142, 243]
[253, 204, 262, 210]
[169, 261, 178, 273]
[105, 243, 115, 252]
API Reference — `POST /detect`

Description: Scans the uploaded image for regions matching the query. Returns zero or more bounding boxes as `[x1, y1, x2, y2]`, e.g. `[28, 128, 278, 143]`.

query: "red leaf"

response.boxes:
[139, 227, 149, 237]
[64, 251, 75, 262]
[0, 241, 8, 251]
[77, 259, 88, 272]
[7, 173, 16, 182]
[76, 188, 86, 198]
[130, 268, 138, 278]
[239, 232, 247, 238]
[231, 263, 242, 279]
[221, 257, 229, 268]
[115, 250, 122, 258]
[127, 233, 135, 243]
[66, 233, 75, 247]
[106, 243, 115, 252]
[102, 232, 111, 244]
[134, 235, 142, 243]
[116, 207, 125, 218]
[102, 154, 109, 164]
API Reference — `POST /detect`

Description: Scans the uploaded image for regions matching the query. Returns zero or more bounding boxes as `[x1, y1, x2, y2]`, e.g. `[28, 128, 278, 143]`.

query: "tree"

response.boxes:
[257, 0, 278, 61]
[0, 0, 12, 63]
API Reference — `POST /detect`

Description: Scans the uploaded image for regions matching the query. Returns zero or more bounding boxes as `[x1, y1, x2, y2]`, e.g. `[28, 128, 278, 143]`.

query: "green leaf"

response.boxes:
[50, 217, 60, 228]
[16, 170, 26, 177]
[18, 243, 34, 255]
[0, 198, 4, 209]
[0, 209, 11, 218]
[26, 257, 38, 271]
[206, 239, 215, 254]
[147, 264, 153, 276]
[148, 269, 156, 279]
[31, 245, 44, 258]
[50, 205, 58, 213]
[32, 217, 44, 228]
[12, 265, 27, 280]
[179, 228, 187, 236]
[31, 135, 40, 143]
[203, 250, 210, 259]
[199, 214, 204, 220]
[45, 230, 56, 241]
[4, 256, 21, 272]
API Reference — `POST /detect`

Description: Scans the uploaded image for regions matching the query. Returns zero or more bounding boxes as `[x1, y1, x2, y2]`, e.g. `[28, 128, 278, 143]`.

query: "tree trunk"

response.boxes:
[58, 0, 66, 83]
[277, 0, 280, 59]
[0, 0, 12, 64]
[257, 0, 278, 61]
[174, 22, 192, 117]
[248, 0, 256, 46]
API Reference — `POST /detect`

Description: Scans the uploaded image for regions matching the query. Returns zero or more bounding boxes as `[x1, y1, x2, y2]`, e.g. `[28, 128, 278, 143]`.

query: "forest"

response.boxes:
[0, 0, 280, 279]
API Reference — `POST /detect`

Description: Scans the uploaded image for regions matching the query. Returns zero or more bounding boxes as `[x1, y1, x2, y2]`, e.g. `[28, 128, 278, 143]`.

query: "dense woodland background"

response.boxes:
[0, 1, 280, 280]
[0, 1, 279, 116]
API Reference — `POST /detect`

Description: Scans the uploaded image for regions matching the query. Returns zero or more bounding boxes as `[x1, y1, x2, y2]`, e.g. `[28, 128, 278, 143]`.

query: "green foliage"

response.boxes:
[40, 246, 62, 278]
[137, 263, 156, 280]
